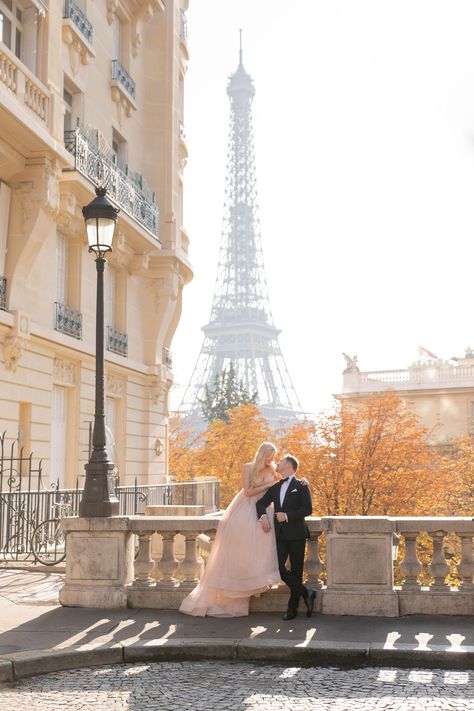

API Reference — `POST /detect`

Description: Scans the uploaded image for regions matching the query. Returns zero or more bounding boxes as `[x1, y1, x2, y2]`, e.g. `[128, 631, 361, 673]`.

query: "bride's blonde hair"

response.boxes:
[249, 442, 277, 487]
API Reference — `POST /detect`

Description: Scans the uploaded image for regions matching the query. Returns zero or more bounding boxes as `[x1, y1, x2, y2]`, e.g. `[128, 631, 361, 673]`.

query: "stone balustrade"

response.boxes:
[59, 515, 474, 616]
[0, 45, 50, 125]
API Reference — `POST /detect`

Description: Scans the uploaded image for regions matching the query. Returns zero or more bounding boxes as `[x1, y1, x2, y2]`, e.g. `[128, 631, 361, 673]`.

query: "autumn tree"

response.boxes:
[438, 435, 474, 515]
[277, 392, 446, 516]
[199, 362, 257, 423]
[196, 403, 271, 506]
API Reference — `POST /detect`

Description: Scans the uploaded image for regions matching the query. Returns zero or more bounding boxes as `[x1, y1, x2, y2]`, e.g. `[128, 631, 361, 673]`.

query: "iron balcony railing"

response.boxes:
[107, 325, 128, 357]
[64, 128, 159, 238]
[64, 0, 93, 45]
[111, 59, 136, 99]
[0, 276, 6, 310]
[55, 301, 82, 340]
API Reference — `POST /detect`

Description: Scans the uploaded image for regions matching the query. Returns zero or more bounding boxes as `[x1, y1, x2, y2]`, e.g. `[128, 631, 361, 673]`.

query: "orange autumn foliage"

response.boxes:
[170, 392, 453, 516]
[277, 392, 448, 516]
[170, 404, 271, 507]
[438, 434, 474, 515]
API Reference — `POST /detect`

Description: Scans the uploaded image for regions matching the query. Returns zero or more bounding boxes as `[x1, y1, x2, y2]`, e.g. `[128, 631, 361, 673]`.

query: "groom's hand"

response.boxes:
[276, 512, 288, 523]
[260, 515, 271, 533]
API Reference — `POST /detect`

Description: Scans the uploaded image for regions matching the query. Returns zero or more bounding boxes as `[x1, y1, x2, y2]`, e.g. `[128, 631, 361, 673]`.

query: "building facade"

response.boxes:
[339, 351, 474, 445]
[0, 0, 192, 486]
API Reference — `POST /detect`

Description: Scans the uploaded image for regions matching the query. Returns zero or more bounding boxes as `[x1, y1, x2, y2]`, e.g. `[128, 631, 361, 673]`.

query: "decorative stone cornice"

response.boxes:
[107, 0, 165, 58]
[129, 253, 150, 276]
[57, 190, 84, 236]
[15, 158, 60, 230]
[62, 22, 95, 76]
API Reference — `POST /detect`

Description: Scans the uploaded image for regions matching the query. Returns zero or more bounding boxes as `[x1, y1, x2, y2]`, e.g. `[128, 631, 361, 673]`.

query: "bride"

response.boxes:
[179, 441, 283, 617]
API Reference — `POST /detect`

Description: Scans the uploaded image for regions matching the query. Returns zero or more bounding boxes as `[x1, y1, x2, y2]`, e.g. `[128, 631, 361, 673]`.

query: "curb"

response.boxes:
[1, 638, 474, 683]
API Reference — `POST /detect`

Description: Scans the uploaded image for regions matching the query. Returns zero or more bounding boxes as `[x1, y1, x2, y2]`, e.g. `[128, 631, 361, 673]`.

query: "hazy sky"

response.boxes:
[170, 1, 474, 416]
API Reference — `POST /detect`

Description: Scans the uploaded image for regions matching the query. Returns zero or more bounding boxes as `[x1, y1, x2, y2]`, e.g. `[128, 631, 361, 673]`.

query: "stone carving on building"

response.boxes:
[3, 312, 29, 372]
[106, 372, 124, 396]
[53, 358, 76, 386]
[4, 333, 26, 372]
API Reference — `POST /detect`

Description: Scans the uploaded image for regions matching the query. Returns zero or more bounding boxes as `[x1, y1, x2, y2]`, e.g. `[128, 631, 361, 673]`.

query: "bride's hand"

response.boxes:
[301, 477, 310, 487]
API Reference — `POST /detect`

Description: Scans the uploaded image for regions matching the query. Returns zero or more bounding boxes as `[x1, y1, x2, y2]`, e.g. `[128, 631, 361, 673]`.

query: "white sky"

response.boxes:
[170, 0, 474, 416]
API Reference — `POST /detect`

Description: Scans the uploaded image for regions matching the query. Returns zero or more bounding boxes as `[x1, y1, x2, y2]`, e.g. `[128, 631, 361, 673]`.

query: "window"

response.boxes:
[0, 1, 39, 74]
[56, 232, 68, 305]
[0, 0, 22, 59]
[112, 129, 127, 172]
[63, 79, 83, 136]
[112, 14, 122, 61]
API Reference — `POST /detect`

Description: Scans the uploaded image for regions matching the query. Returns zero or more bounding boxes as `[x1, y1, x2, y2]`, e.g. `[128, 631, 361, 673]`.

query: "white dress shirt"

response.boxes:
[279, 475, 294, 507]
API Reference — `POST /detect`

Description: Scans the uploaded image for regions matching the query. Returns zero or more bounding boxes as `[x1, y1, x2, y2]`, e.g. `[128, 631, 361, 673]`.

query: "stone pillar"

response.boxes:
[428, 530, 450, 590]
[132, 533, 155, 588]
[304, 531, 325, 588]
[399, 532, 422, 589]
[157, 531, 179, 589]
[458, 534, 474, 590]
[178, 531, 202, 591]
[59, 517, 134, 608]
[322, 517, 399, 616]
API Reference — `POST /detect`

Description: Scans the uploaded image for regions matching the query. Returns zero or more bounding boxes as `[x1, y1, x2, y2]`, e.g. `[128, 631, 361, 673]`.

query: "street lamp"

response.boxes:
[79, 187, 120, 517]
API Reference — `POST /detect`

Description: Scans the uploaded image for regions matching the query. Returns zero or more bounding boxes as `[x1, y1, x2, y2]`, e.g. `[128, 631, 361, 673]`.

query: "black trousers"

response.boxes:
[276, 537, 308, 611]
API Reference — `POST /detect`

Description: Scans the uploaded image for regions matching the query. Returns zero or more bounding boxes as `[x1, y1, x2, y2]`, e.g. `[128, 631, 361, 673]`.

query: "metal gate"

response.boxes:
[0, 432, 220, 562]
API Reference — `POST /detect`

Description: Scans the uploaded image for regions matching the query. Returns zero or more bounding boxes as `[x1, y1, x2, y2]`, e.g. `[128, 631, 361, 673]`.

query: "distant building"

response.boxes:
[0, 1, 192, 485]
[338, 350, 474, 445]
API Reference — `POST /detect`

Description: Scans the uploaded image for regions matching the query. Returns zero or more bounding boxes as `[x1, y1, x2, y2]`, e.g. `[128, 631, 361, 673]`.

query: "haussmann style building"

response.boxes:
[0, 0, 192, 487]
[338, 350, 474, 446]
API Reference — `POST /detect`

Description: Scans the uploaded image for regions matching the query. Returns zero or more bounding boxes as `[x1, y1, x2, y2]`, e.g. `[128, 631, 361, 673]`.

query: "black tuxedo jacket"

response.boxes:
[256, 477, 312, 541]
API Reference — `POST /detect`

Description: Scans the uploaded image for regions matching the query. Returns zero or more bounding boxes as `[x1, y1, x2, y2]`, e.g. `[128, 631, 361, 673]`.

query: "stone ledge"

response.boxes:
[0, 659, 13, 683]
[1, 645, 123, 679]
[1, 637, 474, 681]
[123, 639, 237, 662]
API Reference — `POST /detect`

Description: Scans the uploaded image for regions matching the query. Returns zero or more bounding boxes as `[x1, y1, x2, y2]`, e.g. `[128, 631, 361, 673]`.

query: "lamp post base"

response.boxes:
[79, 461, 120, 517]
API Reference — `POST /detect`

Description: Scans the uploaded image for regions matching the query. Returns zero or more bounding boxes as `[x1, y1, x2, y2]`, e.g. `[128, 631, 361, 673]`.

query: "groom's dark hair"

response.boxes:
[284, 454, 299, 472]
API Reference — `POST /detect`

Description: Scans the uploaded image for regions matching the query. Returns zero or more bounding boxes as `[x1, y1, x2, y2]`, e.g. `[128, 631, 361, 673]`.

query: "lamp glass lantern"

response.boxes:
[82, 187, 119, 256]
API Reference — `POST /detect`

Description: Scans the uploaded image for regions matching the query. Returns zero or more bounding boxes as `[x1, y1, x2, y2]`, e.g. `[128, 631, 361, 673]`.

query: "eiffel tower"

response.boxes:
[181, 36, 302, 425]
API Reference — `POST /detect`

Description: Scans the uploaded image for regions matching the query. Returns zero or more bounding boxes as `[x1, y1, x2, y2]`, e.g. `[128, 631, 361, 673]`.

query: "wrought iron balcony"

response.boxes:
[64, 0, 93, 45]
[55, 302, 82, 340]
[111, 60, 136, 99]
[107, 326, 128, 357]
[64, 128, 159, 238]
[0, 276, 6, 310]
[163, 347, 173, 370]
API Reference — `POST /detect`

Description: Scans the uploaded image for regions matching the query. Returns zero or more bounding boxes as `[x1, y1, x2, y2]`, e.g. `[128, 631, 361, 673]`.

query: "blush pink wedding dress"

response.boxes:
[179, 472, 281, 617]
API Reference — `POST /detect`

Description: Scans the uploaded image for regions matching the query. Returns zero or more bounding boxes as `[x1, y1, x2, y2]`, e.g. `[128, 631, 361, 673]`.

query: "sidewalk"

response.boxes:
[0, 568, 473, 683]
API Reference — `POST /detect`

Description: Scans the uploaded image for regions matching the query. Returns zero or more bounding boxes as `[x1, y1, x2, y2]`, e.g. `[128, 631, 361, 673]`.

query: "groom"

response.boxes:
[256, 454, 316, 620]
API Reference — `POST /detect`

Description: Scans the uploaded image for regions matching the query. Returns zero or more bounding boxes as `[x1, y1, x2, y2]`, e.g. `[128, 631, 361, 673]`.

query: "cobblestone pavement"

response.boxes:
[1, 661, 474, 710]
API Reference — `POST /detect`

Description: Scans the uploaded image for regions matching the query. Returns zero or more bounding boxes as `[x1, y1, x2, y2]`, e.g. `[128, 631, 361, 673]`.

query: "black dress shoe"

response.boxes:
[283, 609, 297, 621]
[304, 589, 317, 618]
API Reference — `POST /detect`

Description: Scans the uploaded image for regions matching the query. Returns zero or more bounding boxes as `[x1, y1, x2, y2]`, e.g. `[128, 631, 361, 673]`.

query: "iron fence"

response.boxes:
[0, 432, 220, 563]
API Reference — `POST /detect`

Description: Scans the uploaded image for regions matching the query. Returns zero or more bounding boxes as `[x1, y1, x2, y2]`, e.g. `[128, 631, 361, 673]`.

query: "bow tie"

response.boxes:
[281, 477, 290, 483]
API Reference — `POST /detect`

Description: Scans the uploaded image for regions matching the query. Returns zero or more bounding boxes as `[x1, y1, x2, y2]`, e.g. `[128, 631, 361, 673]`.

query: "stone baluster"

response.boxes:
[132, 532, 155, 588]
[457, 534, 474, 590]
[156, 532, 179, 589]
[428, 530, 450, 590]
[179, 531, 202, 591]
[304, 531, 325, 588]
[399, 532, 422, 589]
